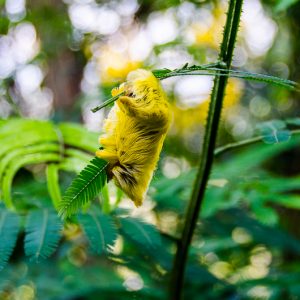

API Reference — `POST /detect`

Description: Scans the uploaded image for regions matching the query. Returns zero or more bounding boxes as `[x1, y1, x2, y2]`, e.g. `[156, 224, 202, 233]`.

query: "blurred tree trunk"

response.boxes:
[46, 50, 83, 119]
[27, 0, 84, 120]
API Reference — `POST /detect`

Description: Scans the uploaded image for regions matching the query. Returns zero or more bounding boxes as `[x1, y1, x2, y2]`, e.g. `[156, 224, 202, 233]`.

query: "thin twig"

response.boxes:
[214, 136, 262, 156]
[214, 129, 300, 157]
[91, 92, 124, 113]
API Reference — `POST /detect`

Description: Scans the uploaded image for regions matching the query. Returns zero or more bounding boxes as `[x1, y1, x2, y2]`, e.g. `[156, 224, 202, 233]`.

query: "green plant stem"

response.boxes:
[157, 68, 296, 89]
[91, 92, 125, 113]
[215, 136, 262, 156]
[214, 129, 300, 157]
[46, 164, 62, 211]
[100, 184, 111, 214]
[168, 1, 243, 299]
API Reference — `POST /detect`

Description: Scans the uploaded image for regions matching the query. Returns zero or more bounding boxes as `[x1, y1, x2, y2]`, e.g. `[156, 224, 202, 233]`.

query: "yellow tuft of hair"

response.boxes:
[96, 69, 170, 207]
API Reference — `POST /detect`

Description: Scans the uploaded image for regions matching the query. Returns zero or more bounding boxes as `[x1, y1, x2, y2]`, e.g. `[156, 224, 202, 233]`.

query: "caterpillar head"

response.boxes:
[112, 69, 165, 104]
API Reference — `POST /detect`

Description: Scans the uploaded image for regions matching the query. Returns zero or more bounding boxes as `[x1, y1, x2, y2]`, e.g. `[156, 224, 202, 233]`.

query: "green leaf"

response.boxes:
[59, 123, 99, 153]
[251, 202, 279, 226]
[0, 120, 58, 159]
[264, 176, 300, 194]
[78, 211, 117, 254]
[59, 157, 108, 218]
[267, 194, 300, 210]
[262, 130, 291, 144]
[64, 148, 93, 164]
[285, 118, 300, 126]
[120, 217, 161, 249]
[1, 153, 60, 209]
[0, 210, 20, 269]
[151, 171, 195, 212]
[257, 120, 291, 144]
[0, 143, 60, 182]
[275, 0, 300, 12]
[25, 209, 62, 261]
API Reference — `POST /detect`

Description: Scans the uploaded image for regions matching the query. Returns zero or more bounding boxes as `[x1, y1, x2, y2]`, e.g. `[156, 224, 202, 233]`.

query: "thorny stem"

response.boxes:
[168, 1, 244, 299]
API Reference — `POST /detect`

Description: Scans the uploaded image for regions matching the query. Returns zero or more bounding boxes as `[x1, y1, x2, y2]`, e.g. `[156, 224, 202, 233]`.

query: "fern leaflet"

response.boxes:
[120, 217, 162, 249]
[25, 209, 62, 261]
[59, 157, 108, 218]
[78, 211, 117, 254]
[0, 210, 19, 269]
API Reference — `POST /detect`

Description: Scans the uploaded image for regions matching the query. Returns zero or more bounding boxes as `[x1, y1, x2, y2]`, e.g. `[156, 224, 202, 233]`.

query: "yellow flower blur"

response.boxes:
[171, 78, 244, 136]
[190, 5, 226, 49]
[98, 46, 142, 85]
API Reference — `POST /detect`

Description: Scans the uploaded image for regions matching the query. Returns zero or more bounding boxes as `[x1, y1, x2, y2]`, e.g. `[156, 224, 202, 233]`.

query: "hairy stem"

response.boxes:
[168, 1, 244, 299]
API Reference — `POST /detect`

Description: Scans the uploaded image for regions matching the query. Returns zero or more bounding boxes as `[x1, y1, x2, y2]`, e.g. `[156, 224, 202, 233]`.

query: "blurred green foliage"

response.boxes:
[0, 0, 300, 299]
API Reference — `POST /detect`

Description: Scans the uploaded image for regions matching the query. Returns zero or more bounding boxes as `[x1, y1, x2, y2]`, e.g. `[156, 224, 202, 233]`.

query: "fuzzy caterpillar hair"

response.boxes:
[96, 69, 170, 207]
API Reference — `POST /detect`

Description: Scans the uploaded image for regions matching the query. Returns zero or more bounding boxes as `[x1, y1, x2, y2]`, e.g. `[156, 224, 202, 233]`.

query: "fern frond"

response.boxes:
[2, 153, 60, 209]
[78, 211, 117, 254]
[120, 217, 162, 249]
[59, 157, 108, 218]
[0, 143, 59, 182]
[25, 209, 62, 261]
[0, 119, 57, 141]
[64, 148, 93, 163]
[0, 209, 20, 269]
[59, 123, 99, 153]
[46, 164, 62, 210]
[0, 120, 58, 158]
[59, 148, 94, 174]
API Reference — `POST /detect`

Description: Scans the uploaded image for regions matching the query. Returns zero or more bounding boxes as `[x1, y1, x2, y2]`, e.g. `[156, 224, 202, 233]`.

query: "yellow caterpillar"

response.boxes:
[96, 69, 170, 207]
